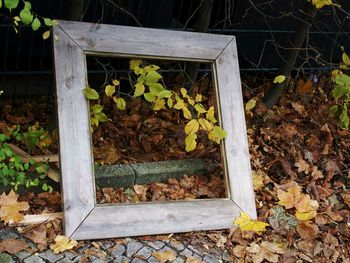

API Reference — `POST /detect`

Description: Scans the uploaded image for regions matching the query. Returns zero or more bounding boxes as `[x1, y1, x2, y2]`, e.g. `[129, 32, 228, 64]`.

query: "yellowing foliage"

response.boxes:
[0, 190, 29, 224]
[234, 212, 269, 235]
[310, 0, 338, 9]
[50, 235, 78, 254]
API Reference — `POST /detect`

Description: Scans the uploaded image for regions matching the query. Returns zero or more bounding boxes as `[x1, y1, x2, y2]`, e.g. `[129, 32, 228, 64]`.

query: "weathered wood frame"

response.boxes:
[53, 20, 256, 240]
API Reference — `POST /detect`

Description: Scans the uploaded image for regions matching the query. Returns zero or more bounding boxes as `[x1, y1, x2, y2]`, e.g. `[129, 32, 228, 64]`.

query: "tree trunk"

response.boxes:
[185, 0, 214, 84]
[262, 2, 317, 108]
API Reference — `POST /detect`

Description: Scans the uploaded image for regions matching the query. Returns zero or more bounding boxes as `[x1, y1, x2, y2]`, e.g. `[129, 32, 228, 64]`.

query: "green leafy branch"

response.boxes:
[0, 0, 57, 39]
[83, 59, 227, 152]
[330, 50, 350, 129]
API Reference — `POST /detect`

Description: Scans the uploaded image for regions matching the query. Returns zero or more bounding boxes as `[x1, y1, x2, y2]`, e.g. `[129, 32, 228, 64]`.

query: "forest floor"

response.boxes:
[0, 73, 349, 263]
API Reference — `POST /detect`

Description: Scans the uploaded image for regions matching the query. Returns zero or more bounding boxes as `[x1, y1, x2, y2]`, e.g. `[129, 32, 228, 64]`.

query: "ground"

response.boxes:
[0, 73, 350, 262]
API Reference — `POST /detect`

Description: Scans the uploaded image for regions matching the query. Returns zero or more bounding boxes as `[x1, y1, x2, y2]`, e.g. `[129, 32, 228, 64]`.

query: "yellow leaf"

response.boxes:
[173, 99, 186, 110]
[198, 118, 213, 131]
[206, 106, 217, 123]
[277, 181, 303, 209]
[182, 106, 192, 120]
[273, 75, 286, 84]
[112, 79, 120, 86]
[105, 85, 115, 97]
[180, 87, 188, 97]
[167, 98, 173, 108]
[295, 200, 319, 221]
[185, 134, 197, 152]
[311, 0, 337, 9]
[195, 94, 202, 102]
[134, 82, 145, 97]
[245, 99, 256, 111]
[185, 119, 199, 135]
[152, 250, 176, 263]
[153, 99, 166, 111]
[130, 59, 142, 71]
[194, 104, 206, 114]
[113, 97, 126, 110]
[0, 190, 29, 224]
[342, 52, 350, 66]
[42, 30, 50, 40]
[234, 212, 269, 235]
[50, 235, 78, 254]
[252, 171, 264, 190]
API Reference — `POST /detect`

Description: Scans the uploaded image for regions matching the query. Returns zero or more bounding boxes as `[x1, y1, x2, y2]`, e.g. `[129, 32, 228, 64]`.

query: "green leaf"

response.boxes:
[194, 104, 206, 114]
[149, 83, 164, 96]
[329, 105, 339, 117]
[0, 0, 2, 8]
[333, 84, 349, 100]
[90, 117, 99, 127]
[144, 92, 155, 102]
[185, 119, 199, 135]
[340, 104, 349, 129]
[19, 2, 33, 25]
[245, 99, 256, 111]
[113, 97, 126, 110]
[335, 74, 350, 86]
[342, 52, 350, 66]
[105, 85, 115, 97]
[4, 0, 19, 10]
[208, 126, 227, 144]
[91, 104, 103, 114]
[0, 134, 9, 142]
[198, 118, 213, 131]
[134, 82, 145, 97]
[95, 112, 108, 122]
[157, 90, 172, 99]
[31, 17, 41, 31]
[130, 59, 142, 71]
[185, 134, 197, 152]
[145, 71, 162, 85]
[153, 99, 165, 111]
[182, 107, 192, 120]
[273, 75, 286, 84]
[43, 18, 58, 26]
[83, 87, 99, 100]
[167, 98, 173, 108]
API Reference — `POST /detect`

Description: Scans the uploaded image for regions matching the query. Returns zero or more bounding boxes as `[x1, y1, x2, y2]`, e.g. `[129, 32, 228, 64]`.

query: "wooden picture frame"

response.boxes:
[53, 20, 256, 240]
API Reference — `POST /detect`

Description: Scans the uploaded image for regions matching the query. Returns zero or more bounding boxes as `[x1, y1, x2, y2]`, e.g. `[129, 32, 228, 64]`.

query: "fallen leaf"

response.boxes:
[152, 250, 177, 263]
[0, 190, 30, 224]
[232, 245, 246, 258]
[291, 101, 307, 116]
[246, 241, 285, 263]
[25, 224, 47, 246]
[50, 235, 78, 254]
[0, 239, 29, 254]
[294, 159, 310, 174]
[296, 221, 319, 240]
[234, 212, 269, 235]
[268, 206, 298, 231]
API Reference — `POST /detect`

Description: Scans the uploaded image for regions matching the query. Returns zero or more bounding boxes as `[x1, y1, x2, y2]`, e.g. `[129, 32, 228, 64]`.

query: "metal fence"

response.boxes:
[0, 0, 349, 97]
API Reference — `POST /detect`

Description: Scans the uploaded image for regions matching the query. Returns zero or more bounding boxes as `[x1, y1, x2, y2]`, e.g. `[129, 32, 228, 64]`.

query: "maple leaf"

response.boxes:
[0, 190, 29, 224]
[234, 212, 269, 235]
[294, 159, 310, 174]
[152, 250, 176, 263]
[50, 235, 78, 254]
[0, 239, 29, 254]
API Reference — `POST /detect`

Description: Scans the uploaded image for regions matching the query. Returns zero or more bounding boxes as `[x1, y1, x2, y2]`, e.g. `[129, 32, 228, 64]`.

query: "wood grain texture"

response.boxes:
[215, 39, 257, 219]
[57, 20, 233, 61]
[72, 199, 240, 240]
[53, 26, 95, 237]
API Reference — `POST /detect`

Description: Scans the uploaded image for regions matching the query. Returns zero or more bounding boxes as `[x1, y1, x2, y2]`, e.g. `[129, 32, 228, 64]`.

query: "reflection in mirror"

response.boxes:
[85, 56, 228, 205]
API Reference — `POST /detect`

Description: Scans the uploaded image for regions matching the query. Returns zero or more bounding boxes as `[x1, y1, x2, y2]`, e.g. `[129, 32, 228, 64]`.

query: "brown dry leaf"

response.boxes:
[294, 159, 310, 174]
[296, 222, 319, 240]
[0, 239, 29, 254]
[311, 166, 323, 181]
[246, 241, 285, 263]
[320, 123, 333, 155]
[232, 245, 246, 258]
[291, 101, 307, 116]
[152, 250, 177, 263]
[341, 191, 350, 208]
[0, 190, 30, 224]
[25, 224, 47, 246]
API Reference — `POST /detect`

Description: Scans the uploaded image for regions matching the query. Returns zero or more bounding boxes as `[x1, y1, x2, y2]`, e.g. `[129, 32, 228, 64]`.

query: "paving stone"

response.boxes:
[126, 241, 143, 258]
[171, 257, 185, 263]
[134, 246, 153, 260]
[203, 254, 219, 263]
[187, 245, 204, 256]
[169, 240, 185, 252]
[147, 257, 160, 263]
[113, 256, 131, 263]
[101, 241, 115, 250]
[157, 246, 177, 255]
[222, 250, 232, 262]
[0, 230, 19, 239]
[131, 258, 147, 263]
[146, 241, 165, 250]
[111, 244, 126, 258]
[57, 258, 75, 263]
[92, 258, 111, 263]
[24, 254, 46, 263]
[0, 253, 14, 263]
[38, 249, 64, 262]
[15, 251, 32, 261]
[179, 248, 193, 258]
[63, 251, 79, 260]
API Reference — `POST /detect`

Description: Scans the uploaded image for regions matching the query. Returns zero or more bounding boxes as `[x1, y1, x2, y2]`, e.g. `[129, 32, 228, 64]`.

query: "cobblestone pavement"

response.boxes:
[0, 229, 232, 263]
